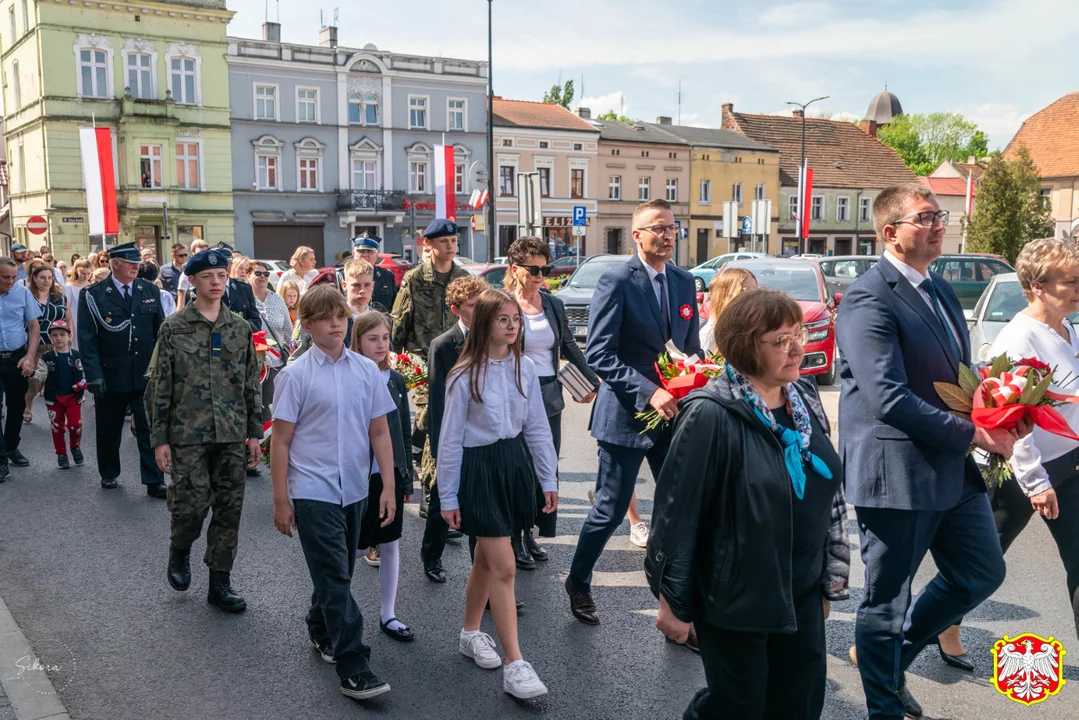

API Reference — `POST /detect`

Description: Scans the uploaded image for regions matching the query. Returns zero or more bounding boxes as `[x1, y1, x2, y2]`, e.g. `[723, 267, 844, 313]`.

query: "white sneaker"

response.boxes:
[504, 660, 548, 699]
[587, 488, 596, 505]
[459, 630, 502, 669]
[629, 521, 649, 548]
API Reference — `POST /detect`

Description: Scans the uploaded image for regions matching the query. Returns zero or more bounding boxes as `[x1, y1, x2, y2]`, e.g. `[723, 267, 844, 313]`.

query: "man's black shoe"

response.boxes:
[71, 448, 84, 465]
[207, 570, 247, 613]
[100, 477, 119, 489]
[57, 454, 70, 470]
[446, 528, 464, 540]
[524, 530, 548, 561]
[512, 533, 535, 570]
[146, 483, 168, 499]
[898, 674, 923, 718]
[340, 670, 390, 700]
[311, 636, 335, 664]
[566, 576, 600, 625]
[8, 449, 29, 467]
[246, 467, 260, 478]
[422, 556, 446, 583]
[168, 545, 191, 591]
[0, 464, 8, 483]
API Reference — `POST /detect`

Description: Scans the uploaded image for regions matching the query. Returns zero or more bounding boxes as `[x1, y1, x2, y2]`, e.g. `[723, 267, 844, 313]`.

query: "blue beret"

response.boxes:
[352, 233, 381, 251]
[107, 241, 141, 263]
[185, 248, 230, 277]
[423, 218, 458, 239]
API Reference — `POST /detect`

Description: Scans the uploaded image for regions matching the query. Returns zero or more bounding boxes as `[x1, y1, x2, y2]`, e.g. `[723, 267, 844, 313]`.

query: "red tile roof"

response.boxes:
[919, 176, 974, 197]
[1004, 92, 1079, 178]
[722, 107, 916, 189]
[492, 98, 597, 133]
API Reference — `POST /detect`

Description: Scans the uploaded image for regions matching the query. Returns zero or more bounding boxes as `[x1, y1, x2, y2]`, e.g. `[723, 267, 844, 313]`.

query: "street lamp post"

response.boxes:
[786, 95, 828, 255]
[486, 0, 495, 263]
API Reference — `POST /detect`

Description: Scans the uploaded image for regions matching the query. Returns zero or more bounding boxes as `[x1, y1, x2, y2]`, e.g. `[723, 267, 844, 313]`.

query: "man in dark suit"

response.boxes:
[78, 242, 167, 496]
[338, 233, 397, 311]
[837, 183, 1022, 719]
[567, 198, 701, 625]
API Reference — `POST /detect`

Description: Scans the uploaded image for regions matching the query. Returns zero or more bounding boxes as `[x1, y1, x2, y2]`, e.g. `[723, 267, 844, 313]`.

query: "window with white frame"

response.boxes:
[410, 159, 428, 193]
[638, 177, 651, 202]
[499, 166, 515, 197]
[11, 60, 19, 109]
[537, 165, 552, 197]
[170, 56, 197, 104]
[253, 135, 283, 191]
[836, 196, 850, 223]
[699, 179, 711, 204]
[297, 88, 318, 123]
[571, 168, 585, 199]
[364, 94, 378, 125]
[176, 141, 200, 190]
[755, 182, 765, 201]
[254, 84, 277, 120]
[295, 138, 324, 192]
[455, 163, 466, 193]
[127, 52, 154, 99]
[788, 195, 798, 220]
[859, 196, 871, 223]
[609, 175, 621, 201]
[409, 96, 428, 129]
[447, 99, 465, 131]
[353, 159, 377, 191]
[348, 92, 379, 125]
[731, 181, 743, 204]
[140, 144, 162, 188]
[299, 157, 318, 190]
[810, 195, 824, 221]
[78, 47, 110, 98]
[501, 138, 513, 147]
[666, 178, 677, 203]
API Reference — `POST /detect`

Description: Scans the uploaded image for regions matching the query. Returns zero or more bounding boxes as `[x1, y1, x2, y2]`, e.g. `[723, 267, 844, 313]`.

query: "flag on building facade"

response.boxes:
[799, 165, 814, 240]
[78, 127, 118, 237]
[433, 144, 456, 222]
[964, 171, 975, 219]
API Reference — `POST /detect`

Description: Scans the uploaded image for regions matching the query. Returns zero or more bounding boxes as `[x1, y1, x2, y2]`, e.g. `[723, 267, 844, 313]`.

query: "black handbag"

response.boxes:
[539, 375, 565, 417]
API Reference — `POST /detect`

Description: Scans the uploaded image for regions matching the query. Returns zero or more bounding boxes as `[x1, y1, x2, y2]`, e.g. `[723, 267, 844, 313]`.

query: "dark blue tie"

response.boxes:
[656, 273, 671, 340]
[919, 278, 960, 361]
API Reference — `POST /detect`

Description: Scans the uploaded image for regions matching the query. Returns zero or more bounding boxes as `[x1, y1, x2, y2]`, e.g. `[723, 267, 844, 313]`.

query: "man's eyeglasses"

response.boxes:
[759, 326, 809, 354]
[252, 271, 271, 277]
[890, 210, 950, 228]
[519, 264, 552, 277]
[495, 315, 522, 328]
[636, 224, 678, 236]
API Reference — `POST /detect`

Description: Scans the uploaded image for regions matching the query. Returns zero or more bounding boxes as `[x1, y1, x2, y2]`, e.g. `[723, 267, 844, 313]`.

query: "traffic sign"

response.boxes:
[26, 216, 48, 235]
[573, 225, 586, 236]
[741, 216, 753, 235]
[572, 206, 587, 226]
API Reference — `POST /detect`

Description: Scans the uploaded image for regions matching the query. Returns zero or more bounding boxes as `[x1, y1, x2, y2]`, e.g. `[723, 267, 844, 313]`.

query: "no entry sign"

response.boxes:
[26, 216, 48, 235]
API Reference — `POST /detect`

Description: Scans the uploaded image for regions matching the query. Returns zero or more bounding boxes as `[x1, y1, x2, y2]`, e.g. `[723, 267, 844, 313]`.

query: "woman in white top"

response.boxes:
[506, 237, 599, 566]
[63, 259, 93, 351]
[438, 288, 558, 700]
[698, 266, 757, 354]
[279, 245, 319, 294]
[247, 261, 294, 432]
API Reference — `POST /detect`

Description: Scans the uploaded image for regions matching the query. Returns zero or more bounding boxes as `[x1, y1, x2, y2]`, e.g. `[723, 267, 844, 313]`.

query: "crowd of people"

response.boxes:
[3, 182, 1078, 717]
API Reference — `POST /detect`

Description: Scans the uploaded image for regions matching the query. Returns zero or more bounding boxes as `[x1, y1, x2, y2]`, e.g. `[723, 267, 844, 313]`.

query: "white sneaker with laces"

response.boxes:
[459, 630, 502, 669]
[503, 660, 548, 699]
[629, 521, 650, 548]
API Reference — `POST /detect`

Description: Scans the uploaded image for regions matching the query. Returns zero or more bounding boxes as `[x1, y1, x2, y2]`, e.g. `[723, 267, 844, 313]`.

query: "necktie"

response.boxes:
[656, 273, 671, 340]
[918, 278, 960, 361]
[122, 284, 131, 303]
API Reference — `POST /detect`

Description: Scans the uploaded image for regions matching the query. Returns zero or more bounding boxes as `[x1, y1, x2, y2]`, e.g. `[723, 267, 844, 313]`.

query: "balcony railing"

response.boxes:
[337, 190, 407, 212]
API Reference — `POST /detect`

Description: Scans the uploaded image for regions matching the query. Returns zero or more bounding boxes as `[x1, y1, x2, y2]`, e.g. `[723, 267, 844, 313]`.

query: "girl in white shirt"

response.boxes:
[438, 288, 558, 700]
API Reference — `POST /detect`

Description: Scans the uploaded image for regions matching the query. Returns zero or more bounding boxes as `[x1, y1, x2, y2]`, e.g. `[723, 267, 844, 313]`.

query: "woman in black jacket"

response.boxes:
[505, 237, 600, 568]
[646, 288, 849, 720]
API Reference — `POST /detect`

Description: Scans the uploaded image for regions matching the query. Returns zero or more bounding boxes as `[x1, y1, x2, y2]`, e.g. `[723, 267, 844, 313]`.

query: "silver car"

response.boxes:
[967, 272, 1079, 363]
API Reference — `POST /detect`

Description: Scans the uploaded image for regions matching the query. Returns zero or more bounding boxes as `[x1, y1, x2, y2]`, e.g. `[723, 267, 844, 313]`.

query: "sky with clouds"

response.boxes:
[229, 0, 1077, 149]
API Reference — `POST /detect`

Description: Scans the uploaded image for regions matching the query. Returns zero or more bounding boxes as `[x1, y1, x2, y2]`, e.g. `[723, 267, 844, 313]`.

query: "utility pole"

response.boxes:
[486, 0, 496, 262]
[786, 95, 828, 255]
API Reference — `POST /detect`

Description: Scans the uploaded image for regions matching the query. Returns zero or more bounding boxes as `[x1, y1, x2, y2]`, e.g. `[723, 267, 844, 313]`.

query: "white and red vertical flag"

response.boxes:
[964, 171, 974, 219]
[800, 165, 814, 240]
[433, 144, 456, 222]
[78, 127, 118, 237]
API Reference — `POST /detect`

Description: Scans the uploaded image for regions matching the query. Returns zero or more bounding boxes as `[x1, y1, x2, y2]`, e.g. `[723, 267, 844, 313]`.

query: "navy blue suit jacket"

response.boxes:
[586, 254, 701, 449]
[836, 254, 980, 511]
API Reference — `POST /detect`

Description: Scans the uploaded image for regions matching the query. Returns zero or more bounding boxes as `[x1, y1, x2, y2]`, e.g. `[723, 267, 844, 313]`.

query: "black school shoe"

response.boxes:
[8, 449, 29, 467]
[340, 670, 390, 700]
[71, 448, 84, 465]
[311, 636, 335, 664]
[57, 454, 70, 470]
[380, 618, 415, 642]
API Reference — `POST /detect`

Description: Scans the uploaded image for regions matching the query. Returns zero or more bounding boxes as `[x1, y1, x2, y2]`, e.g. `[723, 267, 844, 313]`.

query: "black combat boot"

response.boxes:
[167, 545, 191, 591]
[207, 570, 247, 613]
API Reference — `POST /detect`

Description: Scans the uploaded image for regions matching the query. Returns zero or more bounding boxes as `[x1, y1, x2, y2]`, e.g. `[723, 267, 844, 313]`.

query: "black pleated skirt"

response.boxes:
[459, 434, 538, 538]
[358, 469, 406, 548]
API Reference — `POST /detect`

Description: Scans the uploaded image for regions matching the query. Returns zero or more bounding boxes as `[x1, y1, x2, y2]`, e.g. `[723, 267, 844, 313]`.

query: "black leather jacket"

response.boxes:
[645, 373, 849, 633]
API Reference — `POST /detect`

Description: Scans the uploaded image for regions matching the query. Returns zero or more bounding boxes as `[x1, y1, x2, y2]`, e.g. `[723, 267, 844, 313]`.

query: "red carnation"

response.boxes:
[413, 365, 423, 374]
[1018, 357, 1052, 373]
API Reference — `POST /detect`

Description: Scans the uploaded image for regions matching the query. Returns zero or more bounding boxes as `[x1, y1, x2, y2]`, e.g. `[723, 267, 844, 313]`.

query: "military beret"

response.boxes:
[422, 218, 458, 240]
[184, 248, 231, 276]
[352, 232, 381, 251]
[107, 241, 141, 263]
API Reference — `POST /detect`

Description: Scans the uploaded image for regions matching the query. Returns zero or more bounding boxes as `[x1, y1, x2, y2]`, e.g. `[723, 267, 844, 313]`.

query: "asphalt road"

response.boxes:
[0, 388, 1076, 719]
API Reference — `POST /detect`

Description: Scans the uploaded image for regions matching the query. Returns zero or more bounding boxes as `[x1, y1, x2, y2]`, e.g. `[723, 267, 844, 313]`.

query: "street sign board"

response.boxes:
[721, 202, 738, 238]
[573, 225, 586, 236]
[572, 206, 587, 226]
[26, 216, 48, 235]
[741, 216, 753, 235]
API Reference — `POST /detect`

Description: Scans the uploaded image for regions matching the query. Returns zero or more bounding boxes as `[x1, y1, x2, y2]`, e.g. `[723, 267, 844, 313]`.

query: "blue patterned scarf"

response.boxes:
[726, 364, 833, 499]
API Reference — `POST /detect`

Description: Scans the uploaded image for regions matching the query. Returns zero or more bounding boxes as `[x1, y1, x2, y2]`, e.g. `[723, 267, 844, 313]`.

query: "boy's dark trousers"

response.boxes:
[46, 393, 82, 455]
[293, 498, 372, 680]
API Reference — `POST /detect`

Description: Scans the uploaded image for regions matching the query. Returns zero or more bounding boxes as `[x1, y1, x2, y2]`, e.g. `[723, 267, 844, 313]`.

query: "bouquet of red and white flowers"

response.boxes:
[935, 354, 1079, 487]
[635, 342, 725, 433]
[251, 330, 281, 383]
[394, 352, 428, 390]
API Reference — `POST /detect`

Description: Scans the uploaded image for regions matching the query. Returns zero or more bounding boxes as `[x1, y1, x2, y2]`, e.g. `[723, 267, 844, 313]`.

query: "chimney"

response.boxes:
[319, 25, 338, 48]
[262, 22, 281, 43]
[792, 109, 803, 118]
[967, 156, 976, 165]
[577, 107, 591, 120]
[859, 119, 878, 138]
[721, 103, 735, 129]
[656, 116, 672, 125]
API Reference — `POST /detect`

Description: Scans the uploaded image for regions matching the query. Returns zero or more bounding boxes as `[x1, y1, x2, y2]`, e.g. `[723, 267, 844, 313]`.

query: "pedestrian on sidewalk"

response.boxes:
[270, 285, 397, 702]
[145, 248, 263, 613]
[437, 289, 558, 700]
[351, 310, 415, 642]
[41, 321, 85, 469]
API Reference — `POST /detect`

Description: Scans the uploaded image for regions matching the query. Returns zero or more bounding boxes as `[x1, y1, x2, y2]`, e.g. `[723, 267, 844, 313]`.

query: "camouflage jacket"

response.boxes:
[145, 302, 262, 447]
[391, 260, 470, 354]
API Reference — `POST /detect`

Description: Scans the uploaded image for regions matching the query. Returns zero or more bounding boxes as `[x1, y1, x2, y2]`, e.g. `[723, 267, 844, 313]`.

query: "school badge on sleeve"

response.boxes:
[991, 633, 1066, 706]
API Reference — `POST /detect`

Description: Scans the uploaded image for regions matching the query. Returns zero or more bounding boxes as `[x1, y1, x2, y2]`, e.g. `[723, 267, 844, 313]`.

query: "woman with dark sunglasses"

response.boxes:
[247, 261, 293, 434]
[504, 237, 600, 569]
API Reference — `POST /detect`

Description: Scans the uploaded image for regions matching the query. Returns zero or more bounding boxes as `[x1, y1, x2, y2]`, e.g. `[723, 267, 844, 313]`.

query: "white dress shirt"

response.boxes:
[990, 311, 1079, 497]
[437, 353, 558, 511]
[370, 367, 393, 476]
[880, 251, 961, 344]
[111, 275, 133, 297]
[272, 343, 396, 506]
[641, 258, 667, 309]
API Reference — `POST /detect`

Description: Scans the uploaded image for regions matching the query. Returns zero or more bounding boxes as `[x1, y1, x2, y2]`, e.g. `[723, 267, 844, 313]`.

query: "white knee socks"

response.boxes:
[379, 540, 406, 631]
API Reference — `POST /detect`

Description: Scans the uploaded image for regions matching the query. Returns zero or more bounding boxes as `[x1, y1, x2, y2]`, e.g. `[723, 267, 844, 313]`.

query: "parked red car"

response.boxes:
[724, 258, 839, 385]
[326, 253, 413, 286]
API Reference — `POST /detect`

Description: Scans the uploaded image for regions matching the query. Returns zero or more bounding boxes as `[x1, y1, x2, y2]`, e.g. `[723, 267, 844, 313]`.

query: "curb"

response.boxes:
[0, 590, 72, 720]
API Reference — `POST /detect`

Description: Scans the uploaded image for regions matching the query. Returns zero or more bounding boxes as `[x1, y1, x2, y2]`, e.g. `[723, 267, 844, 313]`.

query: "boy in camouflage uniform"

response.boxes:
[145, 248, 263, 613]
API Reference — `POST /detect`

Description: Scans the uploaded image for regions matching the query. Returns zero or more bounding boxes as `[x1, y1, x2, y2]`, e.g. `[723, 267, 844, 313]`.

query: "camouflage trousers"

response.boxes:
[419, 435, 437, 491]
[167, 442, 248, 572]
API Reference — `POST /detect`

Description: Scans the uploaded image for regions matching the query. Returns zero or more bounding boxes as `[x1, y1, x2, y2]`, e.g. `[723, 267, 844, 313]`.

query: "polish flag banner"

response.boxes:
[79, 127, 119, 237]
[433, 144, 456, 222]
[800, 167, 814, 240]
[965, 172, 975, 218]
[468, 188, 489, 210]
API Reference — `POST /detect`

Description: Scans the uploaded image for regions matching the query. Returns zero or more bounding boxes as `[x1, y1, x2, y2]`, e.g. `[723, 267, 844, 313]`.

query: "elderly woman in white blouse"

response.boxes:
[942, 238, 1079, 663]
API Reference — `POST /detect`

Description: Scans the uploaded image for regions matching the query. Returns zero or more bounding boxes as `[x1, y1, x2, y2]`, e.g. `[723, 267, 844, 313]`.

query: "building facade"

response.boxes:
[492, 98, 599, 258]
[2, 0, 235, 262]
[227, 23, 489, 265]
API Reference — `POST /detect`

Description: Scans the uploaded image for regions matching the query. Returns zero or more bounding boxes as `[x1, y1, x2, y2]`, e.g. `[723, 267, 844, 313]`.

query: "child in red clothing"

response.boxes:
[42, 321, 85, 469]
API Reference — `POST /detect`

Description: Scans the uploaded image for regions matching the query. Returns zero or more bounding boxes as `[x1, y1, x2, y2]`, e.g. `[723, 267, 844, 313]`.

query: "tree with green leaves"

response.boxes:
[967, 146, 1053, 264]
[877, 113, 989, 176]
[542, 80, 574, 109]
[597, 110, 633, 123]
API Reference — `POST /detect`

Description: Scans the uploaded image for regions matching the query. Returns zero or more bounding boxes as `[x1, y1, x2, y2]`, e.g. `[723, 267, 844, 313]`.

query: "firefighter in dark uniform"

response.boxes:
[339, 232, 397, 312]
[77, 241, 167, 497]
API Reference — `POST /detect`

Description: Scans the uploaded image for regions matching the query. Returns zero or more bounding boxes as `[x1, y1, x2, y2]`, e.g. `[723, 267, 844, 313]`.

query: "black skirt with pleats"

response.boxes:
[458, 434, 538, 538]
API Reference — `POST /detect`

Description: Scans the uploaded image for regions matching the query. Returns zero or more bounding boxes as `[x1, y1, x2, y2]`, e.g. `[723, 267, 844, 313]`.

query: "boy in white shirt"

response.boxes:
[270, 285, 397, 701]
